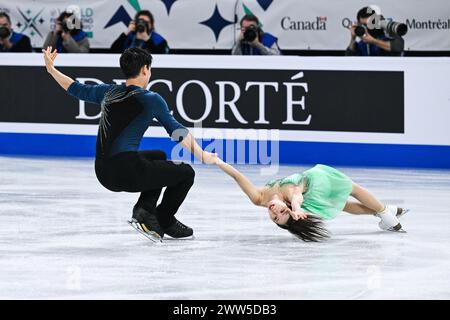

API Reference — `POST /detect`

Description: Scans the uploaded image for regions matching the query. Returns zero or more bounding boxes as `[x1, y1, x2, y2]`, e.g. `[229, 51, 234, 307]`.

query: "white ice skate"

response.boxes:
[376, 205, 406, 232]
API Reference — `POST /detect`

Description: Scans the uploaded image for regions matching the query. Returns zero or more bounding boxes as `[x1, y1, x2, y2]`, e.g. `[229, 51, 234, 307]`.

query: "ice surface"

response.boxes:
[0, 156, 449, 299]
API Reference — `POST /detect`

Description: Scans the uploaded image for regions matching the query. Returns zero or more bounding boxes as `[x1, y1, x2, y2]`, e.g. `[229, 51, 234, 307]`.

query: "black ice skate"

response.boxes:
[163, 219, 194, 239]
[128, 206, 164, 243]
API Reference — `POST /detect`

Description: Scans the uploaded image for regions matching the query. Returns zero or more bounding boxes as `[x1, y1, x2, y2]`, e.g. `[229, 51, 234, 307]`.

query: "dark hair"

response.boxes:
[58, 11, 72, 22]
[240, 14, 260, 27]
[135, 10, 154, 26]
[0, 12, 11, 23]
[357, 7, 375, 21]
[119, 47, 153, 78]
[277, 215, 330, 242]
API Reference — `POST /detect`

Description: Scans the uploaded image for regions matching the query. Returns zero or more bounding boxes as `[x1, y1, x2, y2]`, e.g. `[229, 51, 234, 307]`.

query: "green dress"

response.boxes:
[266, 164, 353, 220]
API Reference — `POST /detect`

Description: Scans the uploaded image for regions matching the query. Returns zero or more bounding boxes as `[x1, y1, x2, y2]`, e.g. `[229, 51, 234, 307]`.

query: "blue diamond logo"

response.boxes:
[160, 0, 178, 15]
[199, 5, 233, 42]
[104, 5, 132, 29]
[257, 0, 273, 11]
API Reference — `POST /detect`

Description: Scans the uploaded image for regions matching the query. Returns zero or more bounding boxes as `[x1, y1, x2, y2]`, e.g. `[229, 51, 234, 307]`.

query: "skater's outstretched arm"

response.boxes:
[42, 46, 111, 104]
[215, 158, 262, 206]
[42, 46, 73, 90]
[147, 94, 215, 164]
[180, 133, 218, 165]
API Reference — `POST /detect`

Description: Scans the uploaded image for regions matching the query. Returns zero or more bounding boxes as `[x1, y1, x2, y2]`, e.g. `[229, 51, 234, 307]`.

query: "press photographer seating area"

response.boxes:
[0, 1, 448, 56]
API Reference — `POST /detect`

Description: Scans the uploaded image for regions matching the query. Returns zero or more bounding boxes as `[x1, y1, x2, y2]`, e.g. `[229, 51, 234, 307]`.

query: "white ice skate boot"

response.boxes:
[375, 205, 404, 232]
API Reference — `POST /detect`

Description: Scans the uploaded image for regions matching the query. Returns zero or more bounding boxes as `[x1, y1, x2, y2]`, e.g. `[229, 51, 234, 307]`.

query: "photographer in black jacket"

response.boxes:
[0, 12, 32, 52]
[346, 6, 405, 56]
[111, 10, 169, 54]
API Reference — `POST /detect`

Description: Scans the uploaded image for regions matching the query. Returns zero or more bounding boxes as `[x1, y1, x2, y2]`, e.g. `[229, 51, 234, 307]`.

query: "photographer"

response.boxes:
[0, 12, 32, 52]
[43, 8, 90, 53]
[231, 14, 281, 55]
[110, 10, 169, 54]
[346, 6, 405, 56]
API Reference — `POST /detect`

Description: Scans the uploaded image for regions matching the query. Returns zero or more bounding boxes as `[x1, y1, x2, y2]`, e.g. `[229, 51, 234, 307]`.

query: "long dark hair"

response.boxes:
[277, 215, 330, 242]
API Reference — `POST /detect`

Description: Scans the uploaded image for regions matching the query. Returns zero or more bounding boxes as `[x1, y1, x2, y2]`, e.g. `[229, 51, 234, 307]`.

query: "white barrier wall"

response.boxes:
[0, 54, 449, 168]
[0, 0, 449, 51]
[1, 53, 450, 146]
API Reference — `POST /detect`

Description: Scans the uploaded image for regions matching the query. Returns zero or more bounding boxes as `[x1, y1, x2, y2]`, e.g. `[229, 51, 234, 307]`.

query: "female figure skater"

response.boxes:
[214, 159, 408, 241]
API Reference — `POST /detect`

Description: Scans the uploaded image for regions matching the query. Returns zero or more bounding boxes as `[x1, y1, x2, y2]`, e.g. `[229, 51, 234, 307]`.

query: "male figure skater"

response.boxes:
[42, 46, 217, 241]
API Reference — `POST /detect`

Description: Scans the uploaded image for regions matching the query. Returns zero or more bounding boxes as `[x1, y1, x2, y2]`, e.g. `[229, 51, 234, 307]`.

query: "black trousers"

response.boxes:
[95, 150, 195, 228]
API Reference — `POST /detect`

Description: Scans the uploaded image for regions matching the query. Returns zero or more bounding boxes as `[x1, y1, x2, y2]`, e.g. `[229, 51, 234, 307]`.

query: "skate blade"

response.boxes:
[163, 235, 196, 241]
[397, 208, 410, 218]
[127, 220, 163, 243]
[378, 221, 405, 233]
[387, 228, 407, 233]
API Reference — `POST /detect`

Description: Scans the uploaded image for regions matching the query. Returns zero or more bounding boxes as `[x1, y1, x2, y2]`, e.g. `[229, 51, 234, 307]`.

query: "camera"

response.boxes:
[243, 25, 258, 42]
[354, 18, 408, 37]
[354, 24, 368, 37]
[379, 20, 408, 36]
[136, 19, 149, 34]
[58, 15, 81, 33]
[61, 20, 71, 33]
[0, 25, 10, 39]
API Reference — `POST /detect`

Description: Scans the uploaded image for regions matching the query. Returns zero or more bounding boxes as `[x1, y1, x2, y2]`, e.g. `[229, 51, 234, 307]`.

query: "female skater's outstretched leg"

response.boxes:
[347, 183, 402, 231]
[349, 183, 385, 213]
[343, 201, 376, 215]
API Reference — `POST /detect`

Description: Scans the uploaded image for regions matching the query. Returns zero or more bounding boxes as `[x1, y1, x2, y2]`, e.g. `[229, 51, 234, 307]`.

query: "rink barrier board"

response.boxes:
[1, 54, 449, 168]
[1, 132, 449, 169]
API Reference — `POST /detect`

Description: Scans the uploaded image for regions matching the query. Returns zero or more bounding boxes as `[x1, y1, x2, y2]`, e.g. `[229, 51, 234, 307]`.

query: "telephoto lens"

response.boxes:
[0, 26, 11, 39]
[380, 20, 408, 36]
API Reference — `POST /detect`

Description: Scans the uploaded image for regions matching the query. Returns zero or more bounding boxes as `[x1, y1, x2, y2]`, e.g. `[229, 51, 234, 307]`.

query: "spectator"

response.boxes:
[111, 10, 169, 54]
[346, 6, 404, 56]
[232, 14, 281, 55]
[0, 12, 32, 52]
[43, 8, 90, 53]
